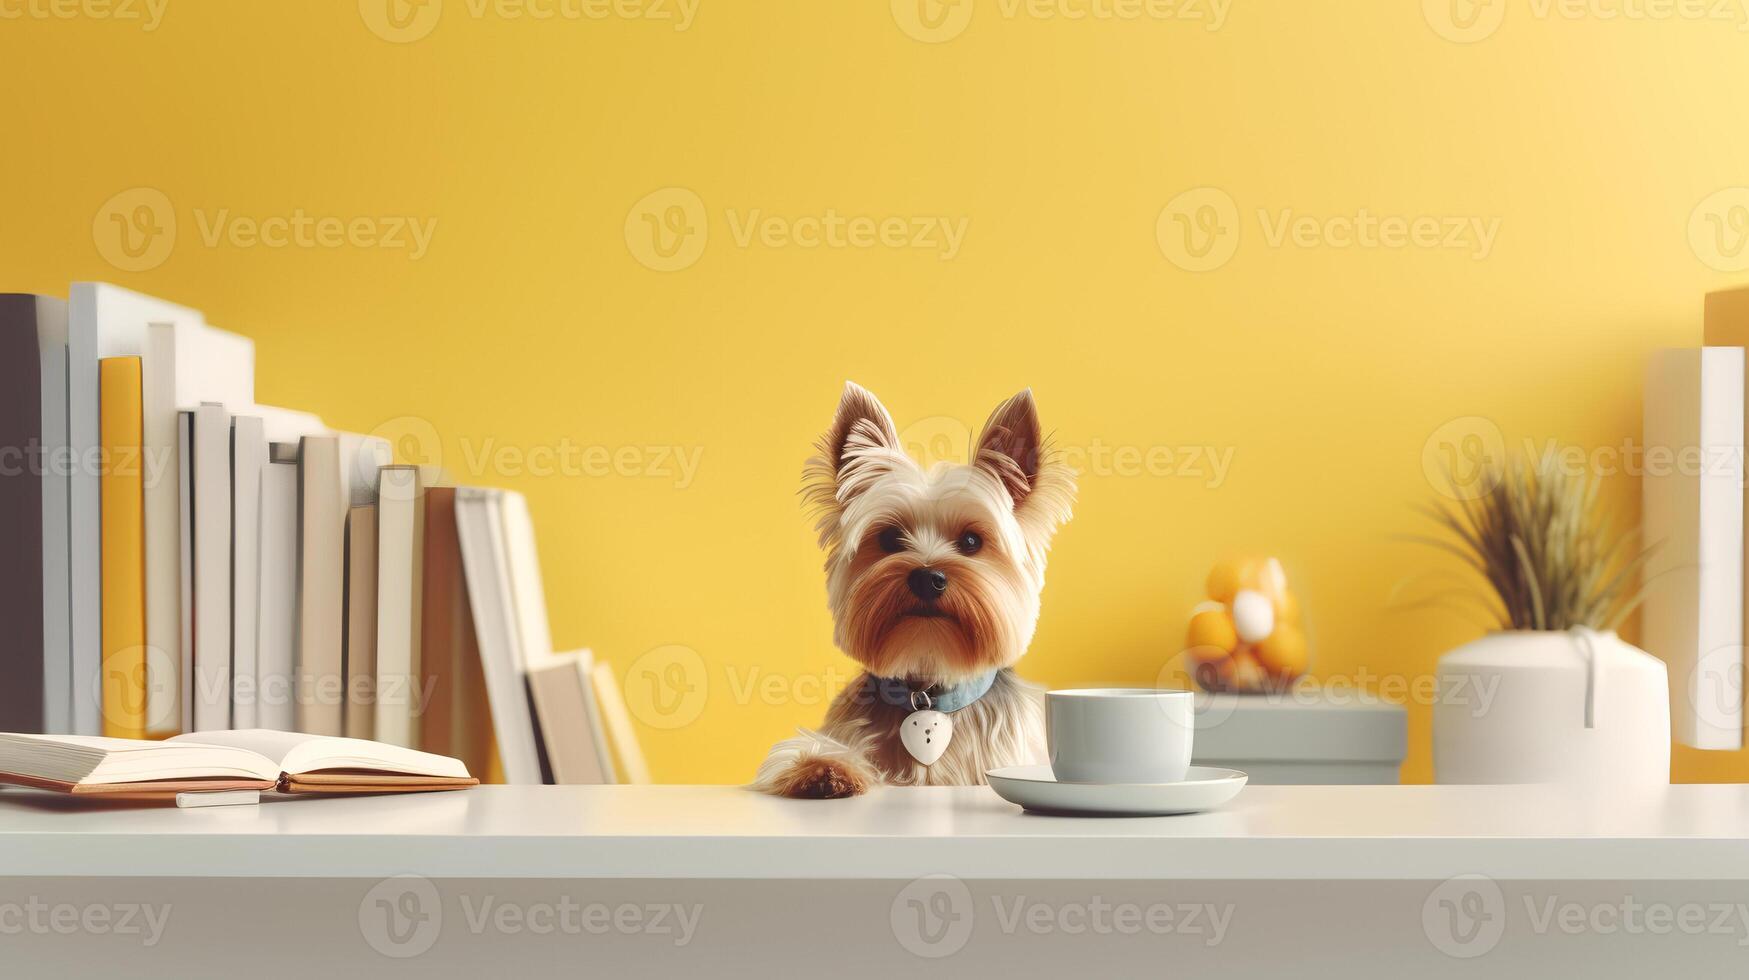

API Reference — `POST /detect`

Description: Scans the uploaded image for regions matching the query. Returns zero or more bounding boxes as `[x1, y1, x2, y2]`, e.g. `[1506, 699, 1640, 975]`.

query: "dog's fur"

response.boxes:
[752, 382, 1074, 798]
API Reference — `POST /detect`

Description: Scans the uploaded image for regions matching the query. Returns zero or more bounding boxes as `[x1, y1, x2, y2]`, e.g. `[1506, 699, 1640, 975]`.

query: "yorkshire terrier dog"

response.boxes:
[753, 382, 1075, 798]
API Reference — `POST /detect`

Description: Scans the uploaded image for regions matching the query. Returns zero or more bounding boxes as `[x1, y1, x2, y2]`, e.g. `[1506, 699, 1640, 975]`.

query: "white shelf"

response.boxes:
[2, 783, 1746, 880]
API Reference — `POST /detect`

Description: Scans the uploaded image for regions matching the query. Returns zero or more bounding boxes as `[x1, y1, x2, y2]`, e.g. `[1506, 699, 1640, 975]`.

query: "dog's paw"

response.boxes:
[777, 757, 871, 799]
[751, 728, 877, 799]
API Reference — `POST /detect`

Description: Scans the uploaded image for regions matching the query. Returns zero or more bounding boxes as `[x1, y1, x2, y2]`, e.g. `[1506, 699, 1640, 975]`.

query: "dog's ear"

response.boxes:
[974, 389, 1044, 507]
[824, 381, 901, 477]
[975, 389, 1076, 539]
[802, 382, 912, 547]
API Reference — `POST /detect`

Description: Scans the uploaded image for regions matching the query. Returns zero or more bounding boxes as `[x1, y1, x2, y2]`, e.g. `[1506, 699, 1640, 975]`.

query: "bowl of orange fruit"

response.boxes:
[1184, 557, 1308, 693]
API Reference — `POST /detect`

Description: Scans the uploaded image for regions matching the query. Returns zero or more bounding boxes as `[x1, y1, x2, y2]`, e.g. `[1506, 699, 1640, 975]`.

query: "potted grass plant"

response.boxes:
[1410, 449, 1669, 785]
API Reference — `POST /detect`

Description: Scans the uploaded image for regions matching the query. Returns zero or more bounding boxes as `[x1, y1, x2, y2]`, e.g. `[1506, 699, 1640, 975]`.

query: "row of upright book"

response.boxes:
[0, 284, 643, 784]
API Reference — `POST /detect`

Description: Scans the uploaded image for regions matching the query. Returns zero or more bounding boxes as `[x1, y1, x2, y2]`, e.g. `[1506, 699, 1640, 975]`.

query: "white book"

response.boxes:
[177, 412, 194, 734]
[71, 285, 224, 733]
[35, 296, 72, 734]
[527, 650, 616, 784]
[139, 314, 254, 735]
[294, 432, 390, 738]
[454, 488, 541, 784]
[591, 659, 650, 784]
[190, 403, 232, 733]
[296, 436, 344, 735]
[343, 504, 378, 742]
[1643, 347, 1746, 750]
[575, 650, 617, 782]
[175, 789, 260, 808]
[374, 467, 424, 748]
[256, 443, 300, 731]
[229, 416, 266, 729]
[500, 491, 555, 669]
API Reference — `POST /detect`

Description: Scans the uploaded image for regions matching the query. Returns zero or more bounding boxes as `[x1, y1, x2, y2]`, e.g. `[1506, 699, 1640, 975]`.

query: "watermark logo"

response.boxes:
[1422, 422, 1749, 498]
[626, 187, 709, 272]
[891, 875, 975, 958]
[899, 415, 975, 470]
[94, 187, 176, 273]
[626, 188, 969, 269]
[1425, 874, 1749, 954]
[79, 642, 180, 735]
[1429, 0, 1749, 43]
[1690, 645, 1745, 736]
[1423, 0, 1507, 42]
[1422, 415, 1507, 500]
[1423, 874, 1506, 958]
[98, 644, 153, 732]
[360, 0, 443, 42]
[369, 415, 445, 472]
[1159, 189, 1502, 270]
[359, 875, 443, 958]
[891, 0, 974, 41]
[93, 189, 438, 272]
[1157, 187, 1240, 272]
[358, 877, 704, 952]
[1690, 187, 1749, 272]
[624, 644, 709, 729]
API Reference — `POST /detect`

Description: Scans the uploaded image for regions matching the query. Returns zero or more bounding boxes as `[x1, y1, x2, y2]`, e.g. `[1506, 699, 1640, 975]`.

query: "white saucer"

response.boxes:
[986, 765, 1247, 817]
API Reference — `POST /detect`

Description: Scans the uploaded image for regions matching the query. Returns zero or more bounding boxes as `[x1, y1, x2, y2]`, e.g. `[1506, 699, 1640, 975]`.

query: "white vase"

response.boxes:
[1433, 628, 1670, 785]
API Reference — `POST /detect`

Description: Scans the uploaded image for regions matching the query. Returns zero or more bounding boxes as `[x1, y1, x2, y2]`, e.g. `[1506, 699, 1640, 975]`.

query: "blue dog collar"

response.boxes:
[864, 670, 999, 714]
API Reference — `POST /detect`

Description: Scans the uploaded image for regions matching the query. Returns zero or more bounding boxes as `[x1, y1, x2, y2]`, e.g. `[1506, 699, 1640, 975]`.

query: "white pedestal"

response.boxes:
[1192, 689, 1407, 784]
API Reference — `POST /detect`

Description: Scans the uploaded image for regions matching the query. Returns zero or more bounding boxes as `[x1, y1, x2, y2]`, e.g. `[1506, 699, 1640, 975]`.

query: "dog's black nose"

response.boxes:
[907, 567, 949, 601]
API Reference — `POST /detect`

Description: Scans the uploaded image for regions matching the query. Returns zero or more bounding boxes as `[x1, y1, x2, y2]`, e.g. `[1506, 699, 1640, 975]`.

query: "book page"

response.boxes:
[0, 733, 279, 785]
[8, 733, 172, 753]
[167, 729, 326, 766]
[169, 729, 470, 779]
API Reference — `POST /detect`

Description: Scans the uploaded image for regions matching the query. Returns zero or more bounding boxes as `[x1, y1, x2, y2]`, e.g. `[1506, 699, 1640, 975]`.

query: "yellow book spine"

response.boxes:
[99, 357, 147, 739]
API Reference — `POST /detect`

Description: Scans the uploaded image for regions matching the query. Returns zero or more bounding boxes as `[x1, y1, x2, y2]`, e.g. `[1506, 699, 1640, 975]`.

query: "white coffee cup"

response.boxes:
[1046, 688, 1195, 784]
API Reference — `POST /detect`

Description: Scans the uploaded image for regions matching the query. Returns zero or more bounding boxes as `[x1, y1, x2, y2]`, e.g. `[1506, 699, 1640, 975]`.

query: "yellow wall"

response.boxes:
[6, 0, 1749, 783]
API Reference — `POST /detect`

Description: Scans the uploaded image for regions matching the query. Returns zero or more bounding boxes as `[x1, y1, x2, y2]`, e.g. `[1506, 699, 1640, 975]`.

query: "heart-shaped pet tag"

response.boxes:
[901, 709, 953, 765]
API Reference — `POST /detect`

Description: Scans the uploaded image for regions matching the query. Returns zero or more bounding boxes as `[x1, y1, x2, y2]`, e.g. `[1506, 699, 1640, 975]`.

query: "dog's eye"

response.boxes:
[956, 530, 983, 556]
[877, 527, 905, 554]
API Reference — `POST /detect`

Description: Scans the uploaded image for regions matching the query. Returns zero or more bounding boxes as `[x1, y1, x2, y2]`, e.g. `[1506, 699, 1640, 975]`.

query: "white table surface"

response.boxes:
[3, 783, 1748, 880]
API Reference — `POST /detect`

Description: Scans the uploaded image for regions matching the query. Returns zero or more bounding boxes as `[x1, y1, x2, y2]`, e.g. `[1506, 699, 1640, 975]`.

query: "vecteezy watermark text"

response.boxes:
[624, 187, 969, 271]
[361, 0, 700, 43]
[1424, 0, 1749, 44]
[1421, 414, 1749, 501]
[890, 0, 1230, 44]
[358, 876, 701, 959]
[890, 876, 1233, 958]
[0, 0, 167, 30]
[457, 438, 704, 488]
[0, 899, 171, 947]
[193, 209, 437, 260]
[94, 187, 438, 272]
[1424, 875, 1749, 958]
[1157, 187, 1502, 272]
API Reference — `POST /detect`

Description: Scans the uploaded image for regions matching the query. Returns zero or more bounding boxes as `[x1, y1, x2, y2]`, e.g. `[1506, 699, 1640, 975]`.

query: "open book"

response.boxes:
[0, 729, 478, 798]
